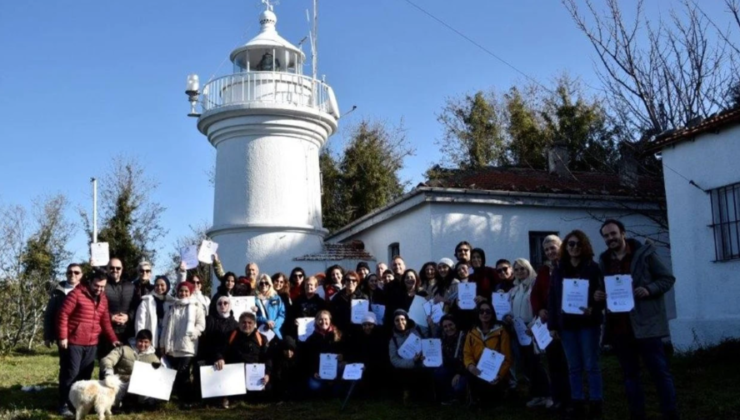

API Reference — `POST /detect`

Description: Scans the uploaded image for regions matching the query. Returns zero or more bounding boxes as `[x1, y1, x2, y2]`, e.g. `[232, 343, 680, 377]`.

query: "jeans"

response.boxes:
[168, 356, 193, 402]
[612, 335, 678, 419]
[561, 327, 603, 401]
[546, 339, 571, 405]
[433, 366, 467, 400]
[58, 345, 97, 408]
[519, 343, 551, 398]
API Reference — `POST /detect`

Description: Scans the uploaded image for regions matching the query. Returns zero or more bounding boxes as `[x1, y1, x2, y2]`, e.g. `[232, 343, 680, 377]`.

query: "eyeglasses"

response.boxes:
[109, 267, 122, 271]
[567, 241, 581, 248]
[139, 269, 151, 273]
[217, 301, 230, 306]
[193, 281, 201, 285]
[67, 271, 81, 275]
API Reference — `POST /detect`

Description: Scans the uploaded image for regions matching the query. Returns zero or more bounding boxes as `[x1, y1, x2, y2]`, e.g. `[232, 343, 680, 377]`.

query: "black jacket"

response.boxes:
[201, 311, 238, 363]
[291, 294, 327, 320]
[222, 329, 272, 374]
[330, 290, 368, 333]
[43, 281, 74, 342]
[548, 259, 605, 331]
[105, 279, 136, 339]
[303, 328, 344, 377]
[345, 327, 388, 370]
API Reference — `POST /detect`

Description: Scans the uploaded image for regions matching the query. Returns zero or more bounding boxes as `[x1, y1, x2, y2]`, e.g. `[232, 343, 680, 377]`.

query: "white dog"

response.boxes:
[68, 375, 123, 420]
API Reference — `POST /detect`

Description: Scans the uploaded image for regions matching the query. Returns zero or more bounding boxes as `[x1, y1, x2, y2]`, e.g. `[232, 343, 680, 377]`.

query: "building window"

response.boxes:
[388, 242, 400, 263]
[710, 182, 740, 262]
[529, 231, 559, 269]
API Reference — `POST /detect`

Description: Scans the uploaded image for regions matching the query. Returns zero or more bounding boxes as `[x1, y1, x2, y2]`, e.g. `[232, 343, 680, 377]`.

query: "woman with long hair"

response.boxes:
[209, 271, 237, 315]
[288, 267, 306, 301]
[548, 230, 605, 419]
[254, 274, 286, 341]
[330, 271, 368, 333]
[419, 262, 439, 296]
[304, 310, 344, 396]
[134, 275, 175, 350]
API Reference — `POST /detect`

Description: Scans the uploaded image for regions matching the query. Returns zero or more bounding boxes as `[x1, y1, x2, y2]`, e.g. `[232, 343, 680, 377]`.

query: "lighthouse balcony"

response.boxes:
[200, 72, 339, 119]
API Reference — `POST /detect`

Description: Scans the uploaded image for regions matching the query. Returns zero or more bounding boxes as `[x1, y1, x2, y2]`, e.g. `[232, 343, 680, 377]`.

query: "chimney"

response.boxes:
[548, 142, 570, 177]
[618, 147, 639, 189]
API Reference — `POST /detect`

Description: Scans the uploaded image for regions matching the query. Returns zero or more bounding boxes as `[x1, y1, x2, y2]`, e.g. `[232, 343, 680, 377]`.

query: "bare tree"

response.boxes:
[0, 195, 74, 353]
[168, 222, 215, 296]
[563, 0, 737, 138]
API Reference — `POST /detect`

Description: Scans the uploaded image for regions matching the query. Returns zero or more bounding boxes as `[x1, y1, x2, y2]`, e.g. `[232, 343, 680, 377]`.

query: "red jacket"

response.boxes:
[57, 286, 118, 346]
[531, 265, 552, 316]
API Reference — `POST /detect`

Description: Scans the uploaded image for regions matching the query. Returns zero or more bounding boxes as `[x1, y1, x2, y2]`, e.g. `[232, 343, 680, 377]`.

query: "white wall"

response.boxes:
[662, 124, 740, 350]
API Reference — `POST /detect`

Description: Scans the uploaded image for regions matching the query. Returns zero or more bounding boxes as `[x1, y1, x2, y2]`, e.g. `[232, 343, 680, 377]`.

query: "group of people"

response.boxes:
[46, 219, 679, 420]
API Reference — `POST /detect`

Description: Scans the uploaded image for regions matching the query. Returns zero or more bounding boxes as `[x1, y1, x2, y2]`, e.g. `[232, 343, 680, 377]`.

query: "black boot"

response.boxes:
[565, 400, 586, 420]
[588, 400, 603, 420]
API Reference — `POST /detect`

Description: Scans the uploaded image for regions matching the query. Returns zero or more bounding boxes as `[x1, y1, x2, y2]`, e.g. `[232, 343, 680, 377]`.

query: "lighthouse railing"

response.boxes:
[200, 72, 337, 117]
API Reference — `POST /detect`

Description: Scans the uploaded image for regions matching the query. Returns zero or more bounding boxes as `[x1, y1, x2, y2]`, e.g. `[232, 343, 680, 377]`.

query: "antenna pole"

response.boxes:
[91, 177, 98, 243]
[312, 0, 318, 81]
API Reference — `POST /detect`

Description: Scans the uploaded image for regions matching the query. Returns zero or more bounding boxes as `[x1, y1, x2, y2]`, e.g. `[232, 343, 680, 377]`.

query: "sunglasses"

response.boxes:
[479, 309, 493, 315]
[567, 241, 581, 248]
[295, 274, 304, 278]
[109, 267, 123, 271]
[496, 267, 510, 273]
[259, 282, 270, 286]
[193, 281, 201, 285]
[217, 301, 230, 306]
[139, 269, 151, 273]
[67, 270, 81, 275]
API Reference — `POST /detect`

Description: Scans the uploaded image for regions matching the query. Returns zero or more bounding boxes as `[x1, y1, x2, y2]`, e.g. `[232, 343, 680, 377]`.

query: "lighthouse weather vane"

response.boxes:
[261, 0, 278, 11]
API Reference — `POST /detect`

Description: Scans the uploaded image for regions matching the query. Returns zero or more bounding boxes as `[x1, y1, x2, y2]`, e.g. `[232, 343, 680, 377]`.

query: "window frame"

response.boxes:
[709, 182, 740, 262]
[528, 231, 559, 269]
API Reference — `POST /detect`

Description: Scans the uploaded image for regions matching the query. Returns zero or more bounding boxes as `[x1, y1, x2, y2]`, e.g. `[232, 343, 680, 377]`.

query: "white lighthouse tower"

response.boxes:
[187, 2, 340, 276]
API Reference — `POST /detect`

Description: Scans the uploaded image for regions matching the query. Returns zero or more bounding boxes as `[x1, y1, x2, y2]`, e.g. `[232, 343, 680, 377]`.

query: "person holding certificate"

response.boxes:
[159, 281, 206, 407]
[434, 314, 468, 405]
[100, 329, 160, 408]
[290, 276, 327, 338]
[200, 296, 238, 368]
[329, 271, 368, 333]
[596, 220, 679, 420]
[448, 262, 477, 332]
[531, 234, 571, 414]
[388, 309, 429, 402]
[504, 258, 552, 409]
[213, 312, 271, 409]
[345, 313, 388, 398]
[386, 269, 429, 332]
[254, 274, 286, 341]
[462, 301, 512, 407]
[304, 310, 345, 396]
[547, 230, 605, 419]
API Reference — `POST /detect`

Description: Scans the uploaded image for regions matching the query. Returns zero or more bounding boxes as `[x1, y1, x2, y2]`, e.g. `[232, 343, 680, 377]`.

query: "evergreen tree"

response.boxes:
[436, 91, 508, 168]
[320, 148, 350, 232]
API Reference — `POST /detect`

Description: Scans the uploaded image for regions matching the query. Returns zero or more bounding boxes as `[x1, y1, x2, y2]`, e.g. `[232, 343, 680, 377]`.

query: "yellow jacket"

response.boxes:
[463, 325, 513, 381]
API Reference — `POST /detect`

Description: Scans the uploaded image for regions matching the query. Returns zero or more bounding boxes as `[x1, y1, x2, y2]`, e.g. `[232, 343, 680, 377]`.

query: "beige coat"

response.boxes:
[159, 299, 205, 357]
[100, 345, 159, 382]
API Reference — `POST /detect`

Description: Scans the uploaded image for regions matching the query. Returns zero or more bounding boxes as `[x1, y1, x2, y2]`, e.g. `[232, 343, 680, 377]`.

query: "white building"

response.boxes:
[189, 4, 370, 276]
[647, 108, 740, 351]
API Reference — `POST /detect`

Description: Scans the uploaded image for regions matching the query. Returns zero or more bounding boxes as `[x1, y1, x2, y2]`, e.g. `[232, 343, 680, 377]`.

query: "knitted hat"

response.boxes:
[177, 281, 195, 294]
[356, 261, 370, 271]
[281, 336, 297, 351]
[393, 309, 409, 321]
[362, 312, 377, 325]
[438, 257, 455, 268]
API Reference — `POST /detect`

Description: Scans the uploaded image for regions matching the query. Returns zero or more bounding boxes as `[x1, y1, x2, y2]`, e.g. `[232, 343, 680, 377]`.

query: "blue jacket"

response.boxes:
[256, 294, 286, 340]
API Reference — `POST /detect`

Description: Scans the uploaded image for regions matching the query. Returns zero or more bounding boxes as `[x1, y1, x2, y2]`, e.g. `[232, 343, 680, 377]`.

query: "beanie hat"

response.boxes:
[177, 281, 195, 294]
[356, 261, 370, 271]
[438, 257, 455, 268]
[393, 309, 409, 321]
[281, 336, 297, 351]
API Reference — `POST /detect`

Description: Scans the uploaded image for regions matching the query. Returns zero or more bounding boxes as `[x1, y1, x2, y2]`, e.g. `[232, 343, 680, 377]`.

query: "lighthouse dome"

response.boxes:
[230, 6, 305, 73]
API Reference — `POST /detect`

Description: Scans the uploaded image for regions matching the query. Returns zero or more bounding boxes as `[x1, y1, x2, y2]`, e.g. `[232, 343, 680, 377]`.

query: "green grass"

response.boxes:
[1, 343, 739, 420]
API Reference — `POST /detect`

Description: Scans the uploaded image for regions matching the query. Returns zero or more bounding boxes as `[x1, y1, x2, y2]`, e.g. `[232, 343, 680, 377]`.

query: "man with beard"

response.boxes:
[595, 219, 678, 420]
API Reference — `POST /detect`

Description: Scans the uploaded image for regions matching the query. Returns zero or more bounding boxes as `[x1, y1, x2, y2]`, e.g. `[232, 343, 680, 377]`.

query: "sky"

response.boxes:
[0, 0, 733, 267]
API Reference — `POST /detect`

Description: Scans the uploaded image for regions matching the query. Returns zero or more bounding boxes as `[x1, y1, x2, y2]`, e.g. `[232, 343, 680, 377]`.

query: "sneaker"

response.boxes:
[526, 397, 546, 408]
[58, 406, 74, 417]
[544, 398, 555, 409]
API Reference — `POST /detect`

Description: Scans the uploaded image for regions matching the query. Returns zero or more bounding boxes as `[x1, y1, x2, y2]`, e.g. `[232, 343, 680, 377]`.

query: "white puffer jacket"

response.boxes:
[159, 298, 205, 357]
[134, 294, 175, 348]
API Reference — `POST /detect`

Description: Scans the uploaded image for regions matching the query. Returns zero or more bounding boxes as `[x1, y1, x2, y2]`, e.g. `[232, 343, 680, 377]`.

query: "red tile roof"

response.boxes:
[294, 242, 374, 261]
[646, 107, 740, 153]
[428, 166, 664, 198]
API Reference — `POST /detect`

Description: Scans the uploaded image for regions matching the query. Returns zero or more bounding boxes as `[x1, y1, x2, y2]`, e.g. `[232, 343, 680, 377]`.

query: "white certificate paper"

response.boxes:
[231, 296, 256, 319]
[258, 325, 275, 343]
[197, 240, 219, 264]
[351, 299, 370, 324]
[319, 353, 338, 380]
[423, 300, 445, 324]
[531, 317, 552, 350]
[297, 317, 315, 342]
[476, 348, 505, 383]
[562, 278, 590, 314]
[342, 363, 364, 380]
[492, 292, 512, 319]
[200, 364, 246, 398]
[605, 275, 635, 313]
[180, 245, 199, 270]
[245, 363, 265, 391]
[422, 338, 443, 367]
[457, 282, 477, 310]
[397, 333, 422, 360]
[127, 361, 177, 401]
[90, 242, 110, 267]
[513, 317, 533, 346]
[408, 295, 429, 326]
[370, 304, 386, 324]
